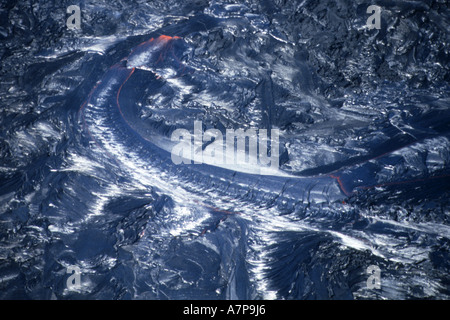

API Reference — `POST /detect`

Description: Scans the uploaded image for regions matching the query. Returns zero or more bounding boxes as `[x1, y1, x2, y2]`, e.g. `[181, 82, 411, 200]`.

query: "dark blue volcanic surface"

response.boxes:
[0, 0, 449, 299]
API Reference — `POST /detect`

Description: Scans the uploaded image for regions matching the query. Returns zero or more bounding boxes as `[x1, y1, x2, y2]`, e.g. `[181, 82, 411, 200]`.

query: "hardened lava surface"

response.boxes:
[0, 0, 449, 299]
